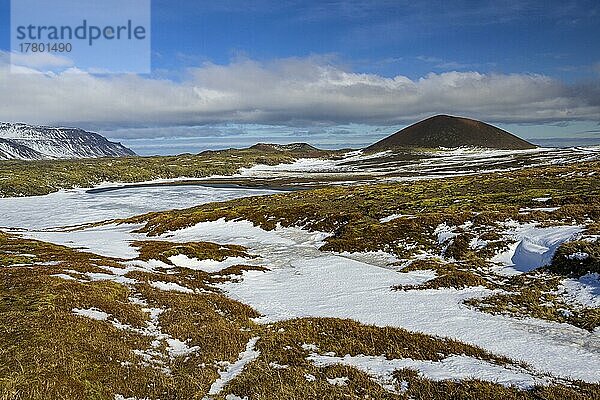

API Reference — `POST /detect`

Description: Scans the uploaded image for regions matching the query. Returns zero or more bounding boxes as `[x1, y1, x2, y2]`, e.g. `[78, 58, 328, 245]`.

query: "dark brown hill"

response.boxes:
[365, 115, 536, 152]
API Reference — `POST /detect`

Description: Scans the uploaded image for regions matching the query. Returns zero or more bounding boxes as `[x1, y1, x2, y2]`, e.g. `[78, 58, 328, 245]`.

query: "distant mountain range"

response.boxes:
[0, 123, 135, 160]
[0, 115, 537, 162]
[366, 115, 536, 152]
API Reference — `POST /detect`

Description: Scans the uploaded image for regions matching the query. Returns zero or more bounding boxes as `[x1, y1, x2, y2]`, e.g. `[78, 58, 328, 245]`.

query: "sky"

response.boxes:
[1, 0, 600, 155]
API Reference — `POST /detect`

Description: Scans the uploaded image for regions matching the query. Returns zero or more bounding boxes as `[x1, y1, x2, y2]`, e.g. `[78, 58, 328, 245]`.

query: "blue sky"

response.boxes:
[1, 0, 600, 154]
[148, 0, 600, 81]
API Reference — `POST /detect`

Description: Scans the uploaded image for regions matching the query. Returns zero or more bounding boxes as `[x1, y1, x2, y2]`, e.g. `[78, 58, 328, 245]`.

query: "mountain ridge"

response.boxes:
[0, 122, 135, 160]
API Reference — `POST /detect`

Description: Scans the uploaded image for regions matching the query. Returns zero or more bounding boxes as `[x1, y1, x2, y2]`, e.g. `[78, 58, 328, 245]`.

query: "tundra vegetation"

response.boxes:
[0, 145, 336, 197]
[1, 160, 599, 399]
[128, 161, 600, 331]
[1, 232, 599, 399]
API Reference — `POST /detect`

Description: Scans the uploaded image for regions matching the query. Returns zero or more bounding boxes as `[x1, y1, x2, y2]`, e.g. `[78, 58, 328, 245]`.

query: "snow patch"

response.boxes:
[434, 223, 458, 244]
[302, 343, 319, 352]
[559, 273, 600, 308]
[304, 373, 316, 382]
[225, 395, 248, 400]
[308, 353, 550, 390]
[567, 252, 589, 261]
[114, 395, 151, 400]
[519, 207, 560, 213]
[492, 222, 583, 274]
[183, 219, 600, 383]
[379, 214, 414, 223]
[21, 223, 145, 259]
[168, 254, 252, 273]
[268, 361, 289, 369]
[326, 376, 349, 386]
[207, 337, 261, 396]
[469, 237, 489, 250]
[336, 250, 402, 269]
[150, 281, 194, 294]
[72, 307, 109, 321]
[166, 338, 200, 358]
[0, 185, 277, 231]
[86, 272, 137, 285]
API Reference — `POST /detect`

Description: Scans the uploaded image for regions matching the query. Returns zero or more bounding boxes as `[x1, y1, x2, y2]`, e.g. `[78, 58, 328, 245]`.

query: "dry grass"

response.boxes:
[218, 317, 512, 400]
[133, 240, 252, 265]
[465, 271, 600, 331]
[0, 233, 261, 399]
[2, 232, 599, 399]
[395, 259, 491, 291]
[222, 318, 600, 400]
[121, 161, 600, 330]
[2, 162, 600, 398]
[393, 369, 600, 400]
[126, 162, 600, 263]
[549, 240, 600, 277]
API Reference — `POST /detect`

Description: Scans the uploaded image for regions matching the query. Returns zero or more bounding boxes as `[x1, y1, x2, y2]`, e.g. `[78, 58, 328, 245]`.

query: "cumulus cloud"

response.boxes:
[0, 53, 599, 131]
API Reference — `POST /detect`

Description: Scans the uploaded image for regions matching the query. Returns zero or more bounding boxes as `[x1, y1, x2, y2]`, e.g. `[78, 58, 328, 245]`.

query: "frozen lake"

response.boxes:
[0, 184, 278, 230]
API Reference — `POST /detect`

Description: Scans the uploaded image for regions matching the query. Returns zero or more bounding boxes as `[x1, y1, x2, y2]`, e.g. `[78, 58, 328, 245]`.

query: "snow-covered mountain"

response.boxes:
[0, 138, 47, 160]
[0, 123, 135, 160]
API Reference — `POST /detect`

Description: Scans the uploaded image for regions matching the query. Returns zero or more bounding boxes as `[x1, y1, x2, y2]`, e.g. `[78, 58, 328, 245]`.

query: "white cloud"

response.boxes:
[9, 51, 74, 70]
[0, 53, 599, 132]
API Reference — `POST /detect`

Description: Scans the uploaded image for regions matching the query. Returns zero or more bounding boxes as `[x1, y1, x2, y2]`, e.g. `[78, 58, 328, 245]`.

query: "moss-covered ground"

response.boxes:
[5, 232, 596, 399]
[125, 161, 600, 330]
[2, 160, 599, 399]
[0, 146, 338, 198]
